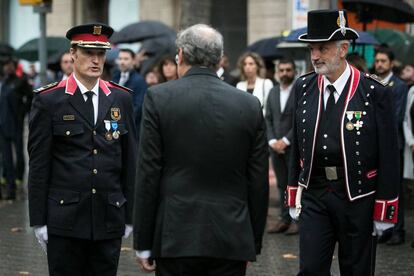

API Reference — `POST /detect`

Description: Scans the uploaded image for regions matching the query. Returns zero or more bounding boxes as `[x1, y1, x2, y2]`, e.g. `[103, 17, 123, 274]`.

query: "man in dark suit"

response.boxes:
[0, 58, 19, 199]
[112, 48, 147, 134]
[265, 58, 297, 235]
[288, 10, 399, 275]
[133, 24, 269, 276]
[28, 23, 137, 276]
[216, 54, 238, 86]
[374, 47, 408, 245]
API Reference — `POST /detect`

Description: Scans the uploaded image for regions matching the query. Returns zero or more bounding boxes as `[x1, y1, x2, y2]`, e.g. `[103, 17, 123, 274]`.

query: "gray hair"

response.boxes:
[336, 40, 350, 48]
[176, 24, 223, 69]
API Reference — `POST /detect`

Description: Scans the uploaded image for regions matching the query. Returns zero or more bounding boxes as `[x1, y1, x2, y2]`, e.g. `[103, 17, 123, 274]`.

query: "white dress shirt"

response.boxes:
[280, 83, 293, 113]
[73, 73, 99, 125]
[322, 63, 351, 108]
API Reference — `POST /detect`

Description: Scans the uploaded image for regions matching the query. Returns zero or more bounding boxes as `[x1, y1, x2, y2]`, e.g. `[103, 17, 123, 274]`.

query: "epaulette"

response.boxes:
[33, 82, 59, 93]
[363, 73, 387, 87]
[298, 71, 315, 81]
[108, 81, 133, 93]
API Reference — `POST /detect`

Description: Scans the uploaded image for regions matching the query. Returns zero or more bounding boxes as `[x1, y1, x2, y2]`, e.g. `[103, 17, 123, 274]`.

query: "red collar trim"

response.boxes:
[65, 74, 77, 95]
[99, 79, 111, 96]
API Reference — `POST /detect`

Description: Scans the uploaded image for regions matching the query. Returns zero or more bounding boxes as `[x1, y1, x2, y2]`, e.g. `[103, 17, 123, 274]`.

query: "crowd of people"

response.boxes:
[0, 8, 413, 275]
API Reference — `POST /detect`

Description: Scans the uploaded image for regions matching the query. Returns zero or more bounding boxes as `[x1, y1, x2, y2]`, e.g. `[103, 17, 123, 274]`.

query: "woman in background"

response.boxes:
[158, 56, 178, 83]
[236, 52, 273, 115]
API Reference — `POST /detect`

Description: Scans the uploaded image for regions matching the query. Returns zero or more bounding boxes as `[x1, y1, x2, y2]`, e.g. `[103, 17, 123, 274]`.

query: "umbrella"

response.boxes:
[368, 28, 414, 64]
[0, 43, 14, 58]
[15, 36, 70, 62]
[343, 0, 414, 29]
[246, 36, 285, 59]
[140, 34, 176, 56]
[285, 27, 379, 45]
[111, 20, 176, 44]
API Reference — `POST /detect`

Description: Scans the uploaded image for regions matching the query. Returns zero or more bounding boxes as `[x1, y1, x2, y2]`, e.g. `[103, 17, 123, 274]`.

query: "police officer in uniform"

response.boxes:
[28, 23, 137, 276]
[287, 10, 400, 275]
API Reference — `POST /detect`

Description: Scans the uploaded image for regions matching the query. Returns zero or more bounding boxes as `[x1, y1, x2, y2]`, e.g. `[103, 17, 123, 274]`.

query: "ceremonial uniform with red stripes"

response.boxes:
[28, 24, 137, 276]
[286, 10, 400, 276]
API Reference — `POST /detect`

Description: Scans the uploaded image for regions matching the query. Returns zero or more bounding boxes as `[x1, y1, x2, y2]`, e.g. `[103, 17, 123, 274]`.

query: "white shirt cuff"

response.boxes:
[268, 139, 277, 146]
[136, 250, 151, 259]
[282, 137, 290, 146]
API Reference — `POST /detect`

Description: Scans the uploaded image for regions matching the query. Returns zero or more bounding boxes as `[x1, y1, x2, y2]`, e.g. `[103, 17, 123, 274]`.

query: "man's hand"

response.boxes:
[410, 144, 414, 152]
[274, 140, 288, 154]
[136, 256, 156, 272]
[373, 221, 394, 236]
[34, 225, 48, 254]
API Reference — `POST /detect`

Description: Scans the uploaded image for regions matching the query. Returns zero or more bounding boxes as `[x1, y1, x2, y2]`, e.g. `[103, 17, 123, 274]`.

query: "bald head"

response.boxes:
[176, 24, 223, 69]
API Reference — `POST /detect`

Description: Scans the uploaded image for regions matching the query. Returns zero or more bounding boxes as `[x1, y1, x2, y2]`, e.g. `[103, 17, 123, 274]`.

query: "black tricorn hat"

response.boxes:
[299, 10, 359, 42]
[66, 23, 114, 49]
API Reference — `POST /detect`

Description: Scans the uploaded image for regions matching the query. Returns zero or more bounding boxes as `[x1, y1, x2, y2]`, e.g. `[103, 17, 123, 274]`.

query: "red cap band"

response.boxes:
[71, 34, 109, 43]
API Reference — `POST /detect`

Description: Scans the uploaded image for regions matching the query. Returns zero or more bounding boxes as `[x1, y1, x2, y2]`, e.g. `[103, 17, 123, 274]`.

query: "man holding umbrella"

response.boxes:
[287, 10, 399, 275]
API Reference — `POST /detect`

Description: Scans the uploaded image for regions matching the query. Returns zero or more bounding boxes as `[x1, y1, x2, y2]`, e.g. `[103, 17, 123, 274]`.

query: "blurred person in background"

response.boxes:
[400, 64, 414, 88]
[402, 75, 414, 250]
[216, 53, 237, 86]
[236, 52, 273, 115]
[346, 52, 368, 73]
[113, 48, 147, 135]
[265, 58, 298, 235]
[55, 52, 73, 81]
[157, 55, 178, 82]
[374, 46, 408, 245]
[144, 66, 160, 87]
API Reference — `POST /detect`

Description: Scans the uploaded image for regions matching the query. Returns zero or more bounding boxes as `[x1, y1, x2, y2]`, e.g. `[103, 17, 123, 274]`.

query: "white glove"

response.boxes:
[34, 225, 48, 254]
[373, 221, 394, 236]
[289, 186, 304, 221]
[123, 224, 133, 239]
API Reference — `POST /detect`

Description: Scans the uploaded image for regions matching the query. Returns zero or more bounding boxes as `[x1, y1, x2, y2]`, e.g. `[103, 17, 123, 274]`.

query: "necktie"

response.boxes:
[325, 85, 336, 115]
[85, 91, 95, 125]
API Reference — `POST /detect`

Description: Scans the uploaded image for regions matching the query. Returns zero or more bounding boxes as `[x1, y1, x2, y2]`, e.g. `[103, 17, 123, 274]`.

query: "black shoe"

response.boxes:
[378, 231, 393, 244]
[387, 234, 405, 245]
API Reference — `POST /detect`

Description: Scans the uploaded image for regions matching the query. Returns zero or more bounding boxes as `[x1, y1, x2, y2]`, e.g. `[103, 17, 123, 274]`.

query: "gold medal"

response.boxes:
[105, 132, 113, 141]
[346, 122, 354, 131]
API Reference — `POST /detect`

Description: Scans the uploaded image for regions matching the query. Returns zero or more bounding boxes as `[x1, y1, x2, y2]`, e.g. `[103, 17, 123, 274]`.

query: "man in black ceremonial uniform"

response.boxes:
[28, 23, 137, 276]
[287, 10, 400, 275]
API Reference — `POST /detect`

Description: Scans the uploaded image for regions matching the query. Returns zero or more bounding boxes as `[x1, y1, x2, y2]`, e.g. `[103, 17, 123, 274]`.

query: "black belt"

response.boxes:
[312, 166, 345, 180]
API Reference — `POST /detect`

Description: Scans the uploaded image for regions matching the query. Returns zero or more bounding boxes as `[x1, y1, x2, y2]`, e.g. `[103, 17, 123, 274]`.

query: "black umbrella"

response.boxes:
[0, 43, 14, 58]
[343, 0, 414, 29]
[140, 34, 176, 56]
[246, 36, 285, 59]
[111, 20, 176, 44]
[15, 36, 70, 62]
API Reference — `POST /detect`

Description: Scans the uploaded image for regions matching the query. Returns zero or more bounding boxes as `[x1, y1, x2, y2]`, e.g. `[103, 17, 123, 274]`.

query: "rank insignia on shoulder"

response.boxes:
[33, 82, 59, 93]
[299, 71, 315, 80]
[109, 81, 133, 93]
[365, 73, 387, 87]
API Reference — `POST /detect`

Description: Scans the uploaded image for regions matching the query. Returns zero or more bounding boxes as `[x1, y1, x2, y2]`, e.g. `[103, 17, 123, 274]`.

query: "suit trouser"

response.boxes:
[47, 234, 121, 276]
[0, 131, 16, 196]
[270, 151, 290, 223]
[156, 257, 246, 276]
[298, 181, 375, 276]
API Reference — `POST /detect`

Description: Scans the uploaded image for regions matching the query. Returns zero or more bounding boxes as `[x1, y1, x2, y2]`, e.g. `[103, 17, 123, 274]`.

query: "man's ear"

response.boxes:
[340, 42, 349, 58]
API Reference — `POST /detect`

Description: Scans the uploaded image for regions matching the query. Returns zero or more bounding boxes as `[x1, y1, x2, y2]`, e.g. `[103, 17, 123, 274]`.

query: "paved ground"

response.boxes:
[1, 183, 413, 276]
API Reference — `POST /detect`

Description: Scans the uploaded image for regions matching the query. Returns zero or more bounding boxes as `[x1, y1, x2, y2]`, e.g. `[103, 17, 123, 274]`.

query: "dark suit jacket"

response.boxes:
[0, 75, 19, 139]
[133, 67, 269, 261]
[112, 69, 147, 135]
[388, 74, 408, 150]
[219, 70, 238, 86]
[265, 84, 295, 143]
[28, 74, 137, 240]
